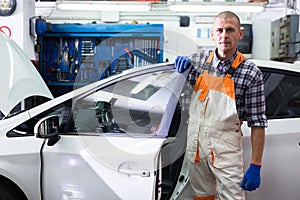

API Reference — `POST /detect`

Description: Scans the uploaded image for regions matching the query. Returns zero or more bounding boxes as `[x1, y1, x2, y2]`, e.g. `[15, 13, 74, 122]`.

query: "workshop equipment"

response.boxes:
[35, 21, 164, 96]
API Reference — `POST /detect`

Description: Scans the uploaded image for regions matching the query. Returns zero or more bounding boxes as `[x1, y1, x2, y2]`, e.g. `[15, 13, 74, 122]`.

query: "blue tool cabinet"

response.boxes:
[37, 23, 164, 96]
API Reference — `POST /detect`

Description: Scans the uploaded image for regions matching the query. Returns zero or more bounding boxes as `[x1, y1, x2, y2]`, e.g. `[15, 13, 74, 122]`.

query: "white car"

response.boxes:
[0, 32, 300, 200]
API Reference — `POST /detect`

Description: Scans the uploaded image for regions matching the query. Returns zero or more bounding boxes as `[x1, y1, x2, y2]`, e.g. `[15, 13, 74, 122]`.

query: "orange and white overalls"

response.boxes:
[186, 52, 245, 200]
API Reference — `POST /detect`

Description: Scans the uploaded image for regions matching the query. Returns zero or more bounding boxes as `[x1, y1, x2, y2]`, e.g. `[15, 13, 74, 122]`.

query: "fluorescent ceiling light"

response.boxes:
[168, 2, 265, 13]
[56, 1, 151, 12]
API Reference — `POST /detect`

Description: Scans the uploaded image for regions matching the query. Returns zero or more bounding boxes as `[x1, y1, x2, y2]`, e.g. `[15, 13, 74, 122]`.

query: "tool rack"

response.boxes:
[36, 23, 164, 95]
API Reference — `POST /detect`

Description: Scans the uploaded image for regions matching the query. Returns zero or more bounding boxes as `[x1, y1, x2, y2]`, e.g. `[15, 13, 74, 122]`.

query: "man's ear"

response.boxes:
[210, 30, 214, 41]
[239, 28, 244, 40]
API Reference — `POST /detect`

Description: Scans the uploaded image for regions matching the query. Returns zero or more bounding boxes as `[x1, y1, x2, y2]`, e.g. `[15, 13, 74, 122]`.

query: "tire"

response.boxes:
[0, 179, 27, 200]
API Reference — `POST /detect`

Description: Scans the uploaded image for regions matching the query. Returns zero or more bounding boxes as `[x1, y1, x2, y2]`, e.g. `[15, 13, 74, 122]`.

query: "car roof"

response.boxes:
[250, 59, 300, 73]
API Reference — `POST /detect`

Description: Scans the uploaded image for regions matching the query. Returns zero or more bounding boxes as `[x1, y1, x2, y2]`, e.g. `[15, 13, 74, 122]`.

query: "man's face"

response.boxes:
[211, 17, 243, 56]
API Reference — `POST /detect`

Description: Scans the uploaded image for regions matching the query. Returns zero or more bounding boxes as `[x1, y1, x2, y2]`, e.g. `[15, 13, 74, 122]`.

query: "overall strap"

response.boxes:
[204, 51, 245, 77]
[225, 52, 245, 78]
[203, 50, 214, 74]
[205, 51, 245, 78]
[205, 51, 214, 65]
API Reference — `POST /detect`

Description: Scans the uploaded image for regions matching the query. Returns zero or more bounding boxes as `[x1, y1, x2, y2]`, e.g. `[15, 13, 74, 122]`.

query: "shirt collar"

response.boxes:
[213, 48, 239, 72]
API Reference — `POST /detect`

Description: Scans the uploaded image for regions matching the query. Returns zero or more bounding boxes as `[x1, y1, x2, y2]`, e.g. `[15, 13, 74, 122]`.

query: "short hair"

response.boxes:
[214, 11, 241, 27]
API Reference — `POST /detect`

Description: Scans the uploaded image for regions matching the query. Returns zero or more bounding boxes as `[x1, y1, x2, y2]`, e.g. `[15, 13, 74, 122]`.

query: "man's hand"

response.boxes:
[240, 163, 261, 191]
[175, 56, 191, 73]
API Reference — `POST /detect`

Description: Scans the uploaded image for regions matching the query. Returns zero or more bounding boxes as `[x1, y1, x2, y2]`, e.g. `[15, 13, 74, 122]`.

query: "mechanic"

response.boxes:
[175, 11, 268, 199]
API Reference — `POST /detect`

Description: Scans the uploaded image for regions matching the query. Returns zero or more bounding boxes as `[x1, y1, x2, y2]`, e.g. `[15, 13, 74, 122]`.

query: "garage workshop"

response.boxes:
[0, 0, 300, 200]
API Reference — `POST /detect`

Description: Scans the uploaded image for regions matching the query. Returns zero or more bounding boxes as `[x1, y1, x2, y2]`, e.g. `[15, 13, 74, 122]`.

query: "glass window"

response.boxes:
[262, 68, 300, 119]
[8, 68, 187, 138]
[7, 99, 72, 137]
[1, 96, 50, 120]
[72, 70, 182, 136]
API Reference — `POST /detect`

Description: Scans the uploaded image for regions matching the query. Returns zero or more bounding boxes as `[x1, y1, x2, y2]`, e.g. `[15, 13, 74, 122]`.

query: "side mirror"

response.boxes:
[34, 115, 60, 146]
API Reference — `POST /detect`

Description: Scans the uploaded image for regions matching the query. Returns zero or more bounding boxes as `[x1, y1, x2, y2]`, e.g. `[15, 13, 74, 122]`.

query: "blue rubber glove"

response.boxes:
[240, 163, 261, 191]
[175, 56, 192, 73]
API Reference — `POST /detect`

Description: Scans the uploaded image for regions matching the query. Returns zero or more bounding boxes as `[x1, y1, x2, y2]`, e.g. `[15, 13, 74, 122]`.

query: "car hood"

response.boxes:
[0, 33, 53, 117]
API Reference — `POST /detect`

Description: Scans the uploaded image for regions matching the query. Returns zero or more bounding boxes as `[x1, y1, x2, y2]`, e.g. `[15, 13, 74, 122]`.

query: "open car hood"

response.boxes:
[0, 33, 53, 117]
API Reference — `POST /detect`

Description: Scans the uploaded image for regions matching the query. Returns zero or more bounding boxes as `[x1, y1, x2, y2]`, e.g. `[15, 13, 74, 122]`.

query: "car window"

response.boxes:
[8, 68, 188, 138]
[72, 70, 184, 136]
[0, 96, 50, 120]
[7, 99, 72, 137]
[262, 68, 300, 119]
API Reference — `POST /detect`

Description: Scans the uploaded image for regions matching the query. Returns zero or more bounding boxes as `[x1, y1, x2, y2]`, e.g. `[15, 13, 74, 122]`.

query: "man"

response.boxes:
[175, 11, 267, 199]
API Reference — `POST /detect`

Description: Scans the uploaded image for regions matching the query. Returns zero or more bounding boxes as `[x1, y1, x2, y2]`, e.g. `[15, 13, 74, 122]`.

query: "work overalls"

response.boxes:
[186, 52, 245, 200]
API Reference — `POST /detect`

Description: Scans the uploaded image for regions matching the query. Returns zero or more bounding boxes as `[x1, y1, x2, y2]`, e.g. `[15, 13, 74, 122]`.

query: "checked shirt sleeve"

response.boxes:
[243, 63, 268, 127]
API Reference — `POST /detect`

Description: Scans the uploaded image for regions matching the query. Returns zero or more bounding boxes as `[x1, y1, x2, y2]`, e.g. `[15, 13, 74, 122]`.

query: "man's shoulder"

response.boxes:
[240, 58, 261, 71]
[243, 58, 256, 66]
[232, 58, 262, 80]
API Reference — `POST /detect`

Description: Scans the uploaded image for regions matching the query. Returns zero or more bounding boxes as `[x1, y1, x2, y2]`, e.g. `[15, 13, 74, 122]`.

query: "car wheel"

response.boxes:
[0, 179, 27, 200]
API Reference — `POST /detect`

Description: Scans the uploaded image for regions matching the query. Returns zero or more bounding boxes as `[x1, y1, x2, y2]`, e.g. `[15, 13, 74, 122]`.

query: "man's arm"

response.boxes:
[240, 61, 267, 191]
[250, 126, 265, 165]
[240, 126, 265, 191]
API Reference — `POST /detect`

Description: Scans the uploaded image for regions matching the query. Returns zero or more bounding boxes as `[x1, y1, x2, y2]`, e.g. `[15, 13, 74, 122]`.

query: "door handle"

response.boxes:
[118, 168, 150, 177]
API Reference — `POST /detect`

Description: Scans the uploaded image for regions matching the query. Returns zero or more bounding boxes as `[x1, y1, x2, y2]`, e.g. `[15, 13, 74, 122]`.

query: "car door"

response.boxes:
[242, 66, 300, 200]
[37, 65, 189, 200]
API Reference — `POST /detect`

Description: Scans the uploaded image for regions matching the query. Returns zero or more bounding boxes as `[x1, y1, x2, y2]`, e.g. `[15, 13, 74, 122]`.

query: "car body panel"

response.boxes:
[242, 118, 300, 200]
[0, 110, 44, 200]
[250, 59, 300, 72]
[0, 32, 53, 117]
[41, 135, 165, 200]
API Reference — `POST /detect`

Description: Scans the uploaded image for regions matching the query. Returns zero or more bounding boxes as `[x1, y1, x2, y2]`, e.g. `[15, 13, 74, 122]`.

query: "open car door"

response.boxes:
[37, 65, 189, 200]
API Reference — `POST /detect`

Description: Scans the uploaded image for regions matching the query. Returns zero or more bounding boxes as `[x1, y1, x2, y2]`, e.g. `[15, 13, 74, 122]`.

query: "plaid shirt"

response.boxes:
[183, 49, 268, 127]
